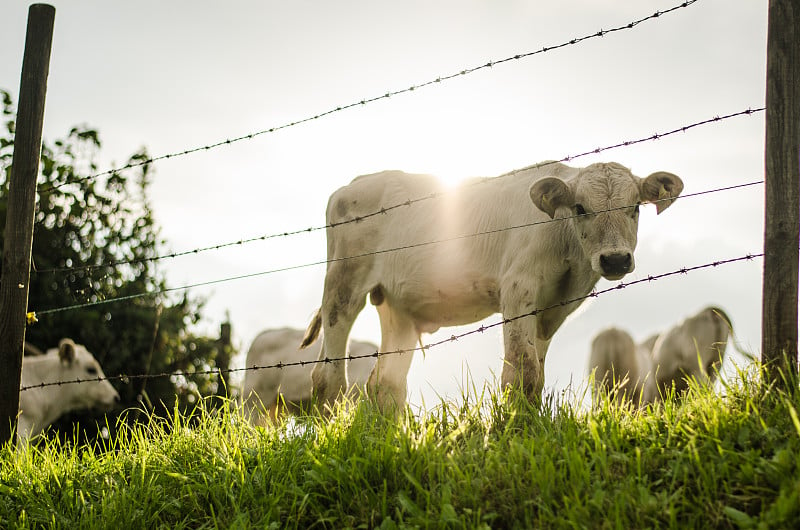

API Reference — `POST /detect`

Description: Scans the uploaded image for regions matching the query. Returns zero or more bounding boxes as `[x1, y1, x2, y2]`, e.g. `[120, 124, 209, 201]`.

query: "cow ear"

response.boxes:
[58, 338, 76, 364]
[641, 171, 684, 214]
[530, 177, 574, 219]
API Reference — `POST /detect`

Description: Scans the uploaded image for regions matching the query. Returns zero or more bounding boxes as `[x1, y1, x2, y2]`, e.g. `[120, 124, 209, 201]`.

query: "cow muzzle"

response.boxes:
[599, 252, 633, 280]
[100, 392, 121, 410]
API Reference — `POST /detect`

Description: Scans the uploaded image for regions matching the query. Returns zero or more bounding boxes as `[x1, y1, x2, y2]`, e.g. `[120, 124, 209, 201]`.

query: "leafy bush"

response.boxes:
[0, 89, 235, 444]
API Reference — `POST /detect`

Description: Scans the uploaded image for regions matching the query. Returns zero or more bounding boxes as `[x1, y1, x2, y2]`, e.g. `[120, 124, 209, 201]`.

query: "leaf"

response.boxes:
[787, 402, 800, 438]
[723, 506, 755, 529]
[396, 491, 423, 517]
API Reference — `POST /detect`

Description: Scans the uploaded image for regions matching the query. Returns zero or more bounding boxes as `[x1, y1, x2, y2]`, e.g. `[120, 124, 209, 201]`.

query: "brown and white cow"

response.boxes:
[17, 338, 120, 444]
[241, 327, 377, 424]
[302, 161, 683, 411]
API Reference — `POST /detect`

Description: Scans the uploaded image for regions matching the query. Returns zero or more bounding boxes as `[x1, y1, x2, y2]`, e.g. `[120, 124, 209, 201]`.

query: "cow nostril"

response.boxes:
[600, 253, 632, 274]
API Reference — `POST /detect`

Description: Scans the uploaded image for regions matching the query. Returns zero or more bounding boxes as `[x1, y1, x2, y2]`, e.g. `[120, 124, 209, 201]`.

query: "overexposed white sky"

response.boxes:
[1, 0, 769, 409]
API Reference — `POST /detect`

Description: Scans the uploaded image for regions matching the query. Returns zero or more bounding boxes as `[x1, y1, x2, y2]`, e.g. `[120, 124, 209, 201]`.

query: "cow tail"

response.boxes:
[300, 308, 322, 349]
[710, 306, 754, 361]
[709, 306, 734, 336]
[711, 307, 758, 361]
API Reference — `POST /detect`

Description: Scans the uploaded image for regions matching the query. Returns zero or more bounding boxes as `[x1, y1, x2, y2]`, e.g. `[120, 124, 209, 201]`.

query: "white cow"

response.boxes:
[651, 306, 732, 397]
[242, 328, 377, 424]
[301, 161, 683, 410]
[589, 328, 658, 407]
[18, 338, 120, 444]
[588, 306, 732, 406]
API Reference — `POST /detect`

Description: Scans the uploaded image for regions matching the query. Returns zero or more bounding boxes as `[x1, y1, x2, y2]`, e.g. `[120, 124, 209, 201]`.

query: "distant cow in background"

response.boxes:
[242, 328, 377, 425]
[18, 338, 120, 444]
[588, 306, 733, 407]
[650, 306, 732, 397]
[303, 161, 683, 411]
[589, 328, 658, 407]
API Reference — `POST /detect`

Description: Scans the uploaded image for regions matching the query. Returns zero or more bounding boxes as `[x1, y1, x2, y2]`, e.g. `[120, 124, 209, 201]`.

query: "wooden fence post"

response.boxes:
[762, 0, 800, 385]
[215, 321, 232, 402]
[0, 4, 55, 447]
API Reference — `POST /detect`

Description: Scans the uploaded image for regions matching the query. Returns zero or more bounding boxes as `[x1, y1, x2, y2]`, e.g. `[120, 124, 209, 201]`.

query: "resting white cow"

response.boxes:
[589, 328, 658, 407]
[18, 338, 120, 444]
[302, 161, 683, 410]
[588, 306, 732, 406]
[242, 328, 377, 424]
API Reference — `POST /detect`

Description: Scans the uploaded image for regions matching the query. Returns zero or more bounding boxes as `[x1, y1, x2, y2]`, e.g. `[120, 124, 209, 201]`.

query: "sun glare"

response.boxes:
[435, 170, 471, 189]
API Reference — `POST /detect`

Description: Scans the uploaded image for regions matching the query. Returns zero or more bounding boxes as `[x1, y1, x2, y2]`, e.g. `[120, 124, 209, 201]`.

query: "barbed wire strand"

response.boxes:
[34, 106, 764, 277]
[32, 179, 762, 318]
[20, 250, 761, 392]
[37, 0, 700, 195]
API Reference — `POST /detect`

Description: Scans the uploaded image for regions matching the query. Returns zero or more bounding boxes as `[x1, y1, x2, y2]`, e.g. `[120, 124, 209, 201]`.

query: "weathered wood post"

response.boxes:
[215, 321, 233, 402]
[762, 0, 800, 386]
[0, 4, 55, 447]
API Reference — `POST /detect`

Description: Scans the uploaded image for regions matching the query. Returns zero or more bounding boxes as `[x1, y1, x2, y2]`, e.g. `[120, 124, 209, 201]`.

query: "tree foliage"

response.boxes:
[0, 89, 234, 442]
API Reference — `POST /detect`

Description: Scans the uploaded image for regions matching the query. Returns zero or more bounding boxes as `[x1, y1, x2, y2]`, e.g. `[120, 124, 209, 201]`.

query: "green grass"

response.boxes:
[2, 367, 800, 529]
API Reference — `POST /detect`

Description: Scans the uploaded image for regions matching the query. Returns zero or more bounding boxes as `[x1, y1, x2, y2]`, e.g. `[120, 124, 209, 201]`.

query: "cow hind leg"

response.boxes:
[367, 302, 419, 413]
[312, 263, 370, 411]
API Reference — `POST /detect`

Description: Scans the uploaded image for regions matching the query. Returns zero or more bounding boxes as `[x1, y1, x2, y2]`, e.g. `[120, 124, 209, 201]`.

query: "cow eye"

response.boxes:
[575, 204, 587, 216]
[86, 366, 98, 375]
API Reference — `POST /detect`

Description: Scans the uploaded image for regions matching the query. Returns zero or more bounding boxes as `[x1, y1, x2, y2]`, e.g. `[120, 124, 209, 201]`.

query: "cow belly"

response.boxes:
[394, 280, 500, 333]
[412, 304, 497, 333]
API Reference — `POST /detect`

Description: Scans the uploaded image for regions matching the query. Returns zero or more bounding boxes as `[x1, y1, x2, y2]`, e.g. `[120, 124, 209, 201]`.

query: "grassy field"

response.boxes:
[1, 368, 799, 529]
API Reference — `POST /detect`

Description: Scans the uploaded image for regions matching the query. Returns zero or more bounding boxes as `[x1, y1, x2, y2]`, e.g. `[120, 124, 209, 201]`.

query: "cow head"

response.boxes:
[530, 162, 683, 280]
[57, 338, 120, 412]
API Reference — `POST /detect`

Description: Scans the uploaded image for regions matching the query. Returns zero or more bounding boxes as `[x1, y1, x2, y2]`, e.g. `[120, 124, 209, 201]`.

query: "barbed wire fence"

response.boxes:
[36, 0, 699, 195]
[21, 178, 763, 394]
[10, 0, 769, 400]
[20, 251, 761, 392]
[29, 178, 762, 319]
[31, 107, 763, 278]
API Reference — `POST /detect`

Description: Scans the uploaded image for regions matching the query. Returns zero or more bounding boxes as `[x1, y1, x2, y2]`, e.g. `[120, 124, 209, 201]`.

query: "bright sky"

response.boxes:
[1, 1, 769, 409]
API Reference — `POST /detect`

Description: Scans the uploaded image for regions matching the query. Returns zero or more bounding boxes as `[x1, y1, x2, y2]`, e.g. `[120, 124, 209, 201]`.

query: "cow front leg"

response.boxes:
[500, 314, 546, 405]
